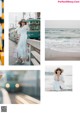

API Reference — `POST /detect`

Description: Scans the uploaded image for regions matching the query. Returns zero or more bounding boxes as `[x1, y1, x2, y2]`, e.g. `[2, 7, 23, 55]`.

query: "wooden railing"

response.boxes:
[27, 39, 40, 65]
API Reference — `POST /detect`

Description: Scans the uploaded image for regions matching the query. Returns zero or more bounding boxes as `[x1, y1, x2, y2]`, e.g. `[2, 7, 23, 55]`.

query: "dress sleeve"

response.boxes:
[61, 75, 64, 82]
[24, 25, 28, 30]
[54, 75, 57, 81]
[17, 28, 21, 35]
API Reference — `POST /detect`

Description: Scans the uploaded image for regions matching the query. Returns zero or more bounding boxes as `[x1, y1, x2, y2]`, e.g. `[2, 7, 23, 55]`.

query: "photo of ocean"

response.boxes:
[45, 28, 80, 52]
[45, 20, 80, 60]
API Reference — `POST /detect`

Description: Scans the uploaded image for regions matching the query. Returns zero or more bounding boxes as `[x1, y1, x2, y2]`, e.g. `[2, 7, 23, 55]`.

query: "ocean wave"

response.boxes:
[45, 28, 80, 52]
[45, 38, 80, 52]
[45, 28, 80, 39]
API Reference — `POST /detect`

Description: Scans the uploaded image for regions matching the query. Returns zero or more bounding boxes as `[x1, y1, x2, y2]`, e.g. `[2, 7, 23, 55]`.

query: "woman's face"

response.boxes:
[21, 22, 25, 26]
[56, 70, 61, 75]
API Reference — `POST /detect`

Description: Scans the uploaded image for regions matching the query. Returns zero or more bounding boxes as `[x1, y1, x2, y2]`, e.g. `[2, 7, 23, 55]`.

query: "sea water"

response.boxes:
[45, 28, 80, 52]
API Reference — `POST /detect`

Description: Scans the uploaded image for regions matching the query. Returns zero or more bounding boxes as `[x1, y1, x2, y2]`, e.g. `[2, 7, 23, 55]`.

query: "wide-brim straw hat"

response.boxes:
[18, 19, 27, 24]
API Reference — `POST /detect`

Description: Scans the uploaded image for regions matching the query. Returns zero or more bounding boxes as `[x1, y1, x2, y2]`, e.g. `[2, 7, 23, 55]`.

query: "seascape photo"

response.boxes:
[45, 20, 80, 60]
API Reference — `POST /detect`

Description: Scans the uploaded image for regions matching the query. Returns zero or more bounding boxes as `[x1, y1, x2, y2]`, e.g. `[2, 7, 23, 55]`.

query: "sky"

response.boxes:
[9, 12, 36, 28]
[45, 20, 80, 28]
[0, 0, 2, 16]
[45, 66, 72, 75]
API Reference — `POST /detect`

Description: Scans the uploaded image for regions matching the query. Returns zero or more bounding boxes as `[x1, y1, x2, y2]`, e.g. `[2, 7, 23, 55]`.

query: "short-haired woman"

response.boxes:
[53, 68, 65, 91]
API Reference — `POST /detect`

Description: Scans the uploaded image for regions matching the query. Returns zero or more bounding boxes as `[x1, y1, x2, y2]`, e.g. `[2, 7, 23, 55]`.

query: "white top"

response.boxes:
[54, 74, 64, 82]
[53, 74, 65, 90]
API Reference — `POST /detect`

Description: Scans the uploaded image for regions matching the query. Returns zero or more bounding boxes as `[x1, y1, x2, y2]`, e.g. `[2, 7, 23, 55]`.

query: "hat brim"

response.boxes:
[18, 19, 27, 24]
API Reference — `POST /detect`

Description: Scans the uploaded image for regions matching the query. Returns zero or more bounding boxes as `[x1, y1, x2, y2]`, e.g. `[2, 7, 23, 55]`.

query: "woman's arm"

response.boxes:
[24, 25, 28, 30]
[61, 75, 65, 82]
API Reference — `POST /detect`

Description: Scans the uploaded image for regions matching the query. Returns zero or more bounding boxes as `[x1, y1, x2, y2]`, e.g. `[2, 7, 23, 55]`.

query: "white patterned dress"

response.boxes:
[16, 25, 28, 59]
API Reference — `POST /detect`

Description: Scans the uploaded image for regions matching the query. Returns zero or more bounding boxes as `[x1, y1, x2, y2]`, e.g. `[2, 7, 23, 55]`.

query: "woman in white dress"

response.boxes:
[53, 68, 65, 91]
[16, 19, 28, 64]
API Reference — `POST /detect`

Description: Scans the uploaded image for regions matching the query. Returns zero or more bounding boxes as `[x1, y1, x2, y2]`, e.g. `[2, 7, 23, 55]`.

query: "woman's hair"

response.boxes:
[54, 68, 63, 75]
[18, 19, 27, 27]
[19, 23, 22, 27]
[18, 22, 26, 27]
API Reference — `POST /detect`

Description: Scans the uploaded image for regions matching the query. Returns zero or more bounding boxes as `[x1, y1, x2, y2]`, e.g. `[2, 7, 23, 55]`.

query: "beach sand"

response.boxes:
[45, 48, 80, 60]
